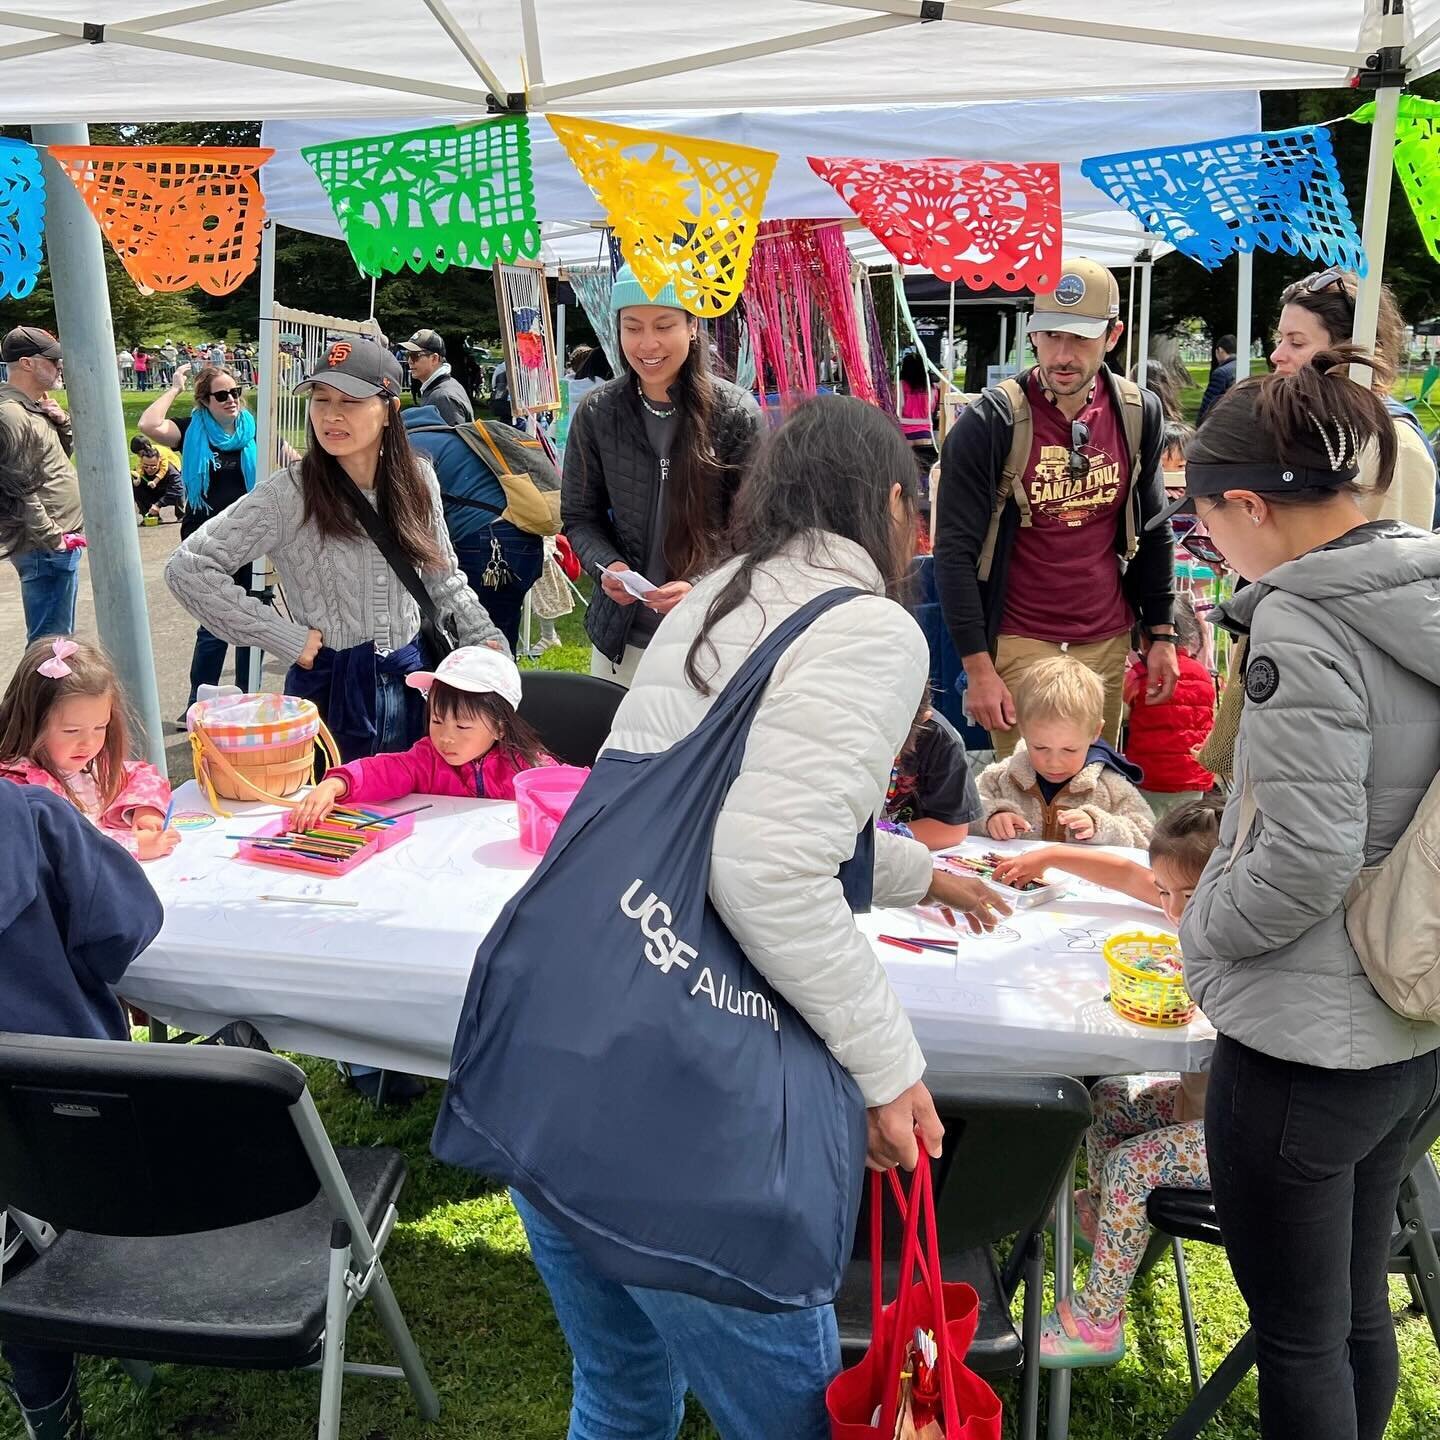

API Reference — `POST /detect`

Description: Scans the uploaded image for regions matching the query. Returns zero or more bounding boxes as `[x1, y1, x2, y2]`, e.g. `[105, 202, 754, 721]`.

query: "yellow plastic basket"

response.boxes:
[1103, 930, 1196, 1028]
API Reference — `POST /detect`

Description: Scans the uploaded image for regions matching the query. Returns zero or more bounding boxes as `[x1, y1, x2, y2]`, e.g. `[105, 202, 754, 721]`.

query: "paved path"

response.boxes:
[1, 524, 273, 782]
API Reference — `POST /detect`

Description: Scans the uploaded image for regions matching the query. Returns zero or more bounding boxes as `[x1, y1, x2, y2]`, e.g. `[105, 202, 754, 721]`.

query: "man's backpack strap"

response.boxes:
[1114, 376, 1146, 562]
[978, 377, 1033, 583]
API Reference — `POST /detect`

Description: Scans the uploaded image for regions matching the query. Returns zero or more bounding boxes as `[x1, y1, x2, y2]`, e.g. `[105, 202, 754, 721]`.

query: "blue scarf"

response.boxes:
[180, 406, 257, 512]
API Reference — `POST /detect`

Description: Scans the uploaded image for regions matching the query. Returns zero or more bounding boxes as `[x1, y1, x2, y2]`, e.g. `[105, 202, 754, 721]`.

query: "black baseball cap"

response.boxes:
[400, 328, 445, 357]
[1, 325, 62, 362]
[1147, 381, 1362, 531]
[293, 338, 403, 400]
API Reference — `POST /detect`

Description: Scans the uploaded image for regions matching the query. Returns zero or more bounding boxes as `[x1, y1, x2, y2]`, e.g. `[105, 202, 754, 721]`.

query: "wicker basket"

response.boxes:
[186, 695, 340, 813]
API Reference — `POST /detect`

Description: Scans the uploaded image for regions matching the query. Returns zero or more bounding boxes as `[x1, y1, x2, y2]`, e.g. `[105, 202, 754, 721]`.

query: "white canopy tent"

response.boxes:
[0, 1, 1434, 120]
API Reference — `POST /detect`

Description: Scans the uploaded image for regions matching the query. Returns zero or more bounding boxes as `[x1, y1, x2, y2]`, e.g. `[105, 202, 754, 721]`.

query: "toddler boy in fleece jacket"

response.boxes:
[977, 654, 1154, 848]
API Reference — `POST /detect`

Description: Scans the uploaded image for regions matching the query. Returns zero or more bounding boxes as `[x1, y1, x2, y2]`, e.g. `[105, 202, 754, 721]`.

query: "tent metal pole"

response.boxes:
[1234, 250, 1254, 381]
[947, 281, 958, 380]
[796, 0, 1361, 69]
[418, 0, 509, 97]
[33, 122, 165, 769]
[1124, 264, 1135, 371]
[519, 0, 546, 90]
[1136, 255, 1153, 386]
[1353, 1, 1407, 385]
[368, 273, 377, 321]
[997, 310, 1007, 382]
[242, 216, 281, 695]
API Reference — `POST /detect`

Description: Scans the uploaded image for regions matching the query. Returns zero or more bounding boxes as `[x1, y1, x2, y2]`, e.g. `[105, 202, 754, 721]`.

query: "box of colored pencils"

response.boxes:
[234, 804, 416, 876]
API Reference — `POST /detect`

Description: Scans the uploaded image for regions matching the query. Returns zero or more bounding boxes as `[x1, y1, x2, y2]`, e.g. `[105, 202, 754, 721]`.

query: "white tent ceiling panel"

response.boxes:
[260, 89, 1258, 268]
[0, 2, 1434, 122]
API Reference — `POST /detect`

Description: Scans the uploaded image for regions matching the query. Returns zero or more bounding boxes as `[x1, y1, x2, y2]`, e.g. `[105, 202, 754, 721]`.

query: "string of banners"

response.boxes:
[0, 120, 1383, 316]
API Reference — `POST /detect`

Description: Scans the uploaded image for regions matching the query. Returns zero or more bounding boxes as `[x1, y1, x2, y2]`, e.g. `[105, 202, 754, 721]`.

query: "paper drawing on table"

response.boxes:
[956, 923, 1020, 945]
[1048, 926, 1113, 954]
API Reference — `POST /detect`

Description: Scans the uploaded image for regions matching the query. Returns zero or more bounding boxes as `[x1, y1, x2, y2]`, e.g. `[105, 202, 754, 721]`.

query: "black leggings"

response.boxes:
[1206, 1034, 1440, 1440]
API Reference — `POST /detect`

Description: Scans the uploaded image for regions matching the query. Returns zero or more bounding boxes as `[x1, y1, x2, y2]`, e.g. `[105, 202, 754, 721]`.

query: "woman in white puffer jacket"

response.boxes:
[517, 395, 1010, 1440]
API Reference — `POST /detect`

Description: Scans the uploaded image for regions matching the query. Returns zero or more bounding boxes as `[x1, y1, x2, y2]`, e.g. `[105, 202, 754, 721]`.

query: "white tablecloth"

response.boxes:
[123, 782, 1214, 1078]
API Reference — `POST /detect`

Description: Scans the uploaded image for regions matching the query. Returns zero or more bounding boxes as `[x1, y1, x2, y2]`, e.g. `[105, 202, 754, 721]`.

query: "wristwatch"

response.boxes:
[1144, 626, 1178, 645]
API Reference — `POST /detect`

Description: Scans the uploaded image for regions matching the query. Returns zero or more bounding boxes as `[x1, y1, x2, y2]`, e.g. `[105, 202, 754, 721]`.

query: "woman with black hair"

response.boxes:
[517, 394, 1010, 1438]
[166, 340, 503, 762]
[1164, 351, 1440, 1440]
[561, 265, 762, 688]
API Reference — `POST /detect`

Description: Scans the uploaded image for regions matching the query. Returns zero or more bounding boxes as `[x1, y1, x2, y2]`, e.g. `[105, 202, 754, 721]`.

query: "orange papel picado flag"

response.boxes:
[49, 146, 274, 295]
[547, 114, 775, 318]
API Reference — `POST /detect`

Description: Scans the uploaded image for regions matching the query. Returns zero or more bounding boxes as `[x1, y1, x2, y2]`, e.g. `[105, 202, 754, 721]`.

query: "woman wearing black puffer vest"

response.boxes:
[561, 265, 761, 688]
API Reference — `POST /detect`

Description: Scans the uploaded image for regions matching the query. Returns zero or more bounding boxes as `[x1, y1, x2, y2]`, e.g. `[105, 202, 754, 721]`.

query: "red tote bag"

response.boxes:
[827, 1161, 1003, 1440]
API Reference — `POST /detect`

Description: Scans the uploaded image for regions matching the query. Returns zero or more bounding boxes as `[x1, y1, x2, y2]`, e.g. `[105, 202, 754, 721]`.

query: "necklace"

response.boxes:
[636, 380, 677, 420]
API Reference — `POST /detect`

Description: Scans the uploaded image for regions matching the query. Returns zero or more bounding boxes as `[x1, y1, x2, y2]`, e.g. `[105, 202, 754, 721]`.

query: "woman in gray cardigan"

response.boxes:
[1155, 351, 1440, 1440]
[166, 340, 503, 761]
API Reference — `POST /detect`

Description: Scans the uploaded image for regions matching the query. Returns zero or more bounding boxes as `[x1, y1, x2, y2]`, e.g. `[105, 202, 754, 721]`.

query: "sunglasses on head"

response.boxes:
[207, 386, 243, 403]
[1282, 268, 1353, 308]
[1068, 419, 1091, 481]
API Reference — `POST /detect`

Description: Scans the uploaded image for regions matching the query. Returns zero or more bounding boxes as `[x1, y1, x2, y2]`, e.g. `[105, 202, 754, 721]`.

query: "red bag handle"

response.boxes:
[873, 1157, 961, 1438]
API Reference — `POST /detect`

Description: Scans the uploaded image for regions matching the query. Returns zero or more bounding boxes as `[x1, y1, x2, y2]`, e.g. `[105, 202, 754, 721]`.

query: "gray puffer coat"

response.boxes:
[1182, 521, 1440, 1070]
[560, 375, 762, 662]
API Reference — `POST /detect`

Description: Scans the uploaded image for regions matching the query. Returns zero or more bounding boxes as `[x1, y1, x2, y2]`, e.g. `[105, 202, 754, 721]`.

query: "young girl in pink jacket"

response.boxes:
[0, 638, 179, 860]
[291, 647, 551, 831]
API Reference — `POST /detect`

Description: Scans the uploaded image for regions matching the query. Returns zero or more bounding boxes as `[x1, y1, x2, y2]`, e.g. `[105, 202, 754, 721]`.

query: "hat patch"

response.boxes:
[1055, 274, 1087, 307]
[1245, 655, 1280, 704]
[327, 341, 352, 366]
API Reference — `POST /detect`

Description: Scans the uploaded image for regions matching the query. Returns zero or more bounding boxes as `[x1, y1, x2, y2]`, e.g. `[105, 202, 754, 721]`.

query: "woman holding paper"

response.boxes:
[561, 265, 762, 687]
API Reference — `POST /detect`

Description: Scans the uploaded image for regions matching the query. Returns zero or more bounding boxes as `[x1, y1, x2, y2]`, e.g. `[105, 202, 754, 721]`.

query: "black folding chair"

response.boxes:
[1146, 1092, 1440, 1440]
[834, 1073, 1093, 1440]
[517, 669, 626, 767]
[0, 1033, 439, 1440]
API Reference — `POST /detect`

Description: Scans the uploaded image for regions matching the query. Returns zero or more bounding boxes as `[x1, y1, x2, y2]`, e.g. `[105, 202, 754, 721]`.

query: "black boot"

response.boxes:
[3, 1363, 88, 1440]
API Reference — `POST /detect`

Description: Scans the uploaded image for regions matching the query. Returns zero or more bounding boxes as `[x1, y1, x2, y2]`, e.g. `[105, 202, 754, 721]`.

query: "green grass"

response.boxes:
[16, 1052, 1436, 1440]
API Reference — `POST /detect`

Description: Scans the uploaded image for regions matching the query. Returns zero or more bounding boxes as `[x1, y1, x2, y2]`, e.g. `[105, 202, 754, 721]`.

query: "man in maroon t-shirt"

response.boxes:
[934, 259, 1179, 758]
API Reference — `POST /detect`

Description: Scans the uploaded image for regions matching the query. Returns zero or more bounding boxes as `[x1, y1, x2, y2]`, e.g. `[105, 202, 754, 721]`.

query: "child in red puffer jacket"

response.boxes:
[1124, 594, 1216, 818]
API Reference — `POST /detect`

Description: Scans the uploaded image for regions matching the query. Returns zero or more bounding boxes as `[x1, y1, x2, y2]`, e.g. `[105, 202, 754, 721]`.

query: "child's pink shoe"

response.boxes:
[1037, 1298, 1125, 1369]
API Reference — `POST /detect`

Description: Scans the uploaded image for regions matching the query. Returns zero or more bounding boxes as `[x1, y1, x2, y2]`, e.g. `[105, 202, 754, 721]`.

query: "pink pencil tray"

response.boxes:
[235, 808, 416, 877]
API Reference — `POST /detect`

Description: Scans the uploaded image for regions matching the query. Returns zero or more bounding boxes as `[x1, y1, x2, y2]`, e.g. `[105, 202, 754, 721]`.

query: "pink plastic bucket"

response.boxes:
[514, 764, 590, 854]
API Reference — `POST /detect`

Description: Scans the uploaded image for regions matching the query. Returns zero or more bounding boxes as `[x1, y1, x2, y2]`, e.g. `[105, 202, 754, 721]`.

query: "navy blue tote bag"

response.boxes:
[433, 587, 873, 1312]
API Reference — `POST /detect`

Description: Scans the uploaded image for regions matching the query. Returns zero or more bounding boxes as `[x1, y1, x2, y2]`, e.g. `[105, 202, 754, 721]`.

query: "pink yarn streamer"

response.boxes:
[745, 219, 875, 412]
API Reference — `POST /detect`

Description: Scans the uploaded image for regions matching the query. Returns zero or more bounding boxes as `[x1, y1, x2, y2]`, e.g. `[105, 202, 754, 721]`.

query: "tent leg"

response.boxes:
[946, 281, 957, 380]
[1124, 264, 1136, 372]
[1234, 250, 1254, 381]
[33, 124, 166, 770]
[1352, 3, 1406, 377]
[998, 311, 1007, 382]
[1136, 255, 1153, 386]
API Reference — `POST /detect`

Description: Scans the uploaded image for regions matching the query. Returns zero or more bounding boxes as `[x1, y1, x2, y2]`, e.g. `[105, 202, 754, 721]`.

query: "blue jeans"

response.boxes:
[511, 1191, 838, 1440]
[454, 523, 544, 653]
[11, 547, 80, 646]
[1, 1340, 72, 1408]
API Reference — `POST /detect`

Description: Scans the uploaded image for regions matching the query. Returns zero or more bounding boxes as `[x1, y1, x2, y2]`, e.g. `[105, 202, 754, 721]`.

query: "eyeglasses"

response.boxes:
[207, 387, 244, 403]
[1068, 419, 1091, 481]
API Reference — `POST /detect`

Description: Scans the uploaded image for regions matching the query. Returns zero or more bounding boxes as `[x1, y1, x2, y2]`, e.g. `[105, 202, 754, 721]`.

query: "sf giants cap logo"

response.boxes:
[327, 341, 352, 366]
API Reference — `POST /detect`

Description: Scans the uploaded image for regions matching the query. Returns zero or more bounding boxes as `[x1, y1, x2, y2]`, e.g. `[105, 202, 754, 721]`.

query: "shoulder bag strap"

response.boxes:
[978, 380, 1032, 583]
[332, 471, 442, 630]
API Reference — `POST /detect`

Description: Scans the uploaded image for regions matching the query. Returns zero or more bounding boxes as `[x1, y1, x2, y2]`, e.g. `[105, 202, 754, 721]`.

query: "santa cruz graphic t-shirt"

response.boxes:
[998, 374, 1134, 645]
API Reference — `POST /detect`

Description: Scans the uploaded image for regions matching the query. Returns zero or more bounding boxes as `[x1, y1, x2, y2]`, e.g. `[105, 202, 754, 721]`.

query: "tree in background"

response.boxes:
[1150, 76, 1440, 359]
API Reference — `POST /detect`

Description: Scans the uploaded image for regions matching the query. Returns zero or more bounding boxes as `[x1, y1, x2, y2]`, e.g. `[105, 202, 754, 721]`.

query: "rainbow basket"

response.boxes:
[186, 693, 340, 815]
[1103, 930, 1196, 1028]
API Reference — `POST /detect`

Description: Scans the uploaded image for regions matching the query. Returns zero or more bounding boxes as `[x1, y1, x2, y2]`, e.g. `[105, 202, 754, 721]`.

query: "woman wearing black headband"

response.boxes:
[1166, 351, 1440, 1440]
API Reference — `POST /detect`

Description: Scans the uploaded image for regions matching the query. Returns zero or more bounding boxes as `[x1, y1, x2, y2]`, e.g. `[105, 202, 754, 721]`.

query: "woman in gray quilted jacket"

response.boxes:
[561, 265, 762, 687]
[1155, 351, 1440, 1440]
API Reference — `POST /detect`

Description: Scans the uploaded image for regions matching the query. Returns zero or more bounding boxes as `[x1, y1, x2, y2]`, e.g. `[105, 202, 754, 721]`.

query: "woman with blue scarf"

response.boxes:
[140, 362, 264, 713]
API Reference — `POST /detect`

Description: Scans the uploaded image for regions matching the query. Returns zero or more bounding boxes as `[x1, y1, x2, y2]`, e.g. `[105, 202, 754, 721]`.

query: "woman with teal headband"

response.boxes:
[140, 360, 265, 712]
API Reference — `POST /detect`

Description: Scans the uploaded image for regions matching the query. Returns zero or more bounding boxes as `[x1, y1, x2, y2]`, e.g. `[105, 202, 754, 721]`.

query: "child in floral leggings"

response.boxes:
[993, 796, 1223, 1368]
